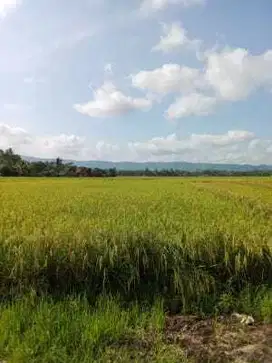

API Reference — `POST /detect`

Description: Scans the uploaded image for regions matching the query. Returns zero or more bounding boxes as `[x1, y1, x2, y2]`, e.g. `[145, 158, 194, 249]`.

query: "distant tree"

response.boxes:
[0, 148, 271, 178]
[56, 157, 62, 166]
[0, 148, 25, 176]
[108, 167, 117, 177]
[56, 157, 63, 177]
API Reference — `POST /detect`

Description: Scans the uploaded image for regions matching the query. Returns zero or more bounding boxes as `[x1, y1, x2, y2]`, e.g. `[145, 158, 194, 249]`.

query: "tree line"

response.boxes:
[0, 148, 271, 177]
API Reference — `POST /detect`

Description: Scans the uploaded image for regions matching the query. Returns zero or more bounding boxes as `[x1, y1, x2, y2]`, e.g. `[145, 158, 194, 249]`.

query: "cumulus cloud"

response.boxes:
[140, 0, 205, 13]
[1, 124, 271, 164]
[0, 124, 86, 159]
[74, 81, 152, 118]
[131, 130, 254, 155]
[96, 141, 120, 159]
[0, 123, 124, 161]
[166, 93, 216, 118]
[131, 46, 272, 118]
[130, 130, 271, 164]
[40, 134, 86, 158]
[0, 123, 32, 147]
[190, 130, 255, 146]
[204, 47, 272, 101]
[131, 64, 204, 95]
[152, 22, 201, 53]
[0, 0, 20, 18]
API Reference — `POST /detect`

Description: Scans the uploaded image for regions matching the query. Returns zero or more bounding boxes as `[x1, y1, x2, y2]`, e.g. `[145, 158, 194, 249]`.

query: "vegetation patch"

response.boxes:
[0, 177, 271, 361]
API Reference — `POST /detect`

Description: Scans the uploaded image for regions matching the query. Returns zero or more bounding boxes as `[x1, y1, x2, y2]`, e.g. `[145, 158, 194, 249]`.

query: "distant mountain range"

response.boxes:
[23, 156, 272, 172]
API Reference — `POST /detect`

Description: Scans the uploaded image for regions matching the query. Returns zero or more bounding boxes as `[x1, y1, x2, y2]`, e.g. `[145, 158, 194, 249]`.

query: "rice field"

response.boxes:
[0, 177, 271, 362]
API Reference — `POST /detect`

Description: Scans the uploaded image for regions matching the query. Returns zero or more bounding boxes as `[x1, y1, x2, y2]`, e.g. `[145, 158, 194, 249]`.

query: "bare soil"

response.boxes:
[164, 315, 272, 363]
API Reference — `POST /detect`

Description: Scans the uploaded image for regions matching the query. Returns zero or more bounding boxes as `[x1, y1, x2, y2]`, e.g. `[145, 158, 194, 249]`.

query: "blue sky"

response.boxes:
[0, 0, 271, 163]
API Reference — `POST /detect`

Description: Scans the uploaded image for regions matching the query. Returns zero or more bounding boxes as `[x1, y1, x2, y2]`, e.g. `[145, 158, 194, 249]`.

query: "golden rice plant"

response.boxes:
[0, 177, 271, 312]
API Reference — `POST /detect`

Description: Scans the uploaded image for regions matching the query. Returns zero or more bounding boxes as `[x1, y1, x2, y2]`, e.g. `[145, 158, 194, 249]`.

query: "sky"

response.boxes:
[0, 0, 271, 164]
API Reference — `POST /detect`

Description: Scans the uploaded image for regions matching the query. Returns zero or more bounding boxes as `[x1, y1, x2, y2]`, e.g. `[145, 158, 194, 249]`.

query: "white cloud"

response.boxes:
[190, 130, 255, 146]
[0, 0, 20, 18]
[131, 47, 272, 118]
[0, 124, 85, 159]
[40, 134, 86, 158]
[130, 130, 271, 164]
[132, 130, 254, 155]
[205, 47, 272, 101]
[0, 123, 32, 147]
[131, 64, 204, 95]
[74, 81, 152, 118]
[152, 22, 201, 53]
[96, 141, 120, 159]
[140, 0, 205, 13]
[0, 123, 121, 160]
[166, 93, 216, 118]
[0, 124, 271, 164]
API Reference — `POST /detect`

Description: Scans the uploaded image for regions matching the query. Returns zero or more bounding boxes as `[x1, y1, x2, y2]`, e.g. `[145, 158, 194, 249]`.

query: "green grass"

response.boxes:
[0, 296, 190, 363]
[1, 289, 271, 363]
[0, 177, 271, 362]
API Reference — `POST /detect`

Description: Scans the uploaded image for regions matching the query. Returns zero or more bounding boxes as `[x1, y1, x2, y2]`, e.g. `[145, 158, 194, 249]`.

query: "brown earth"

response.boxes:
[164, 315, 272, 363]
